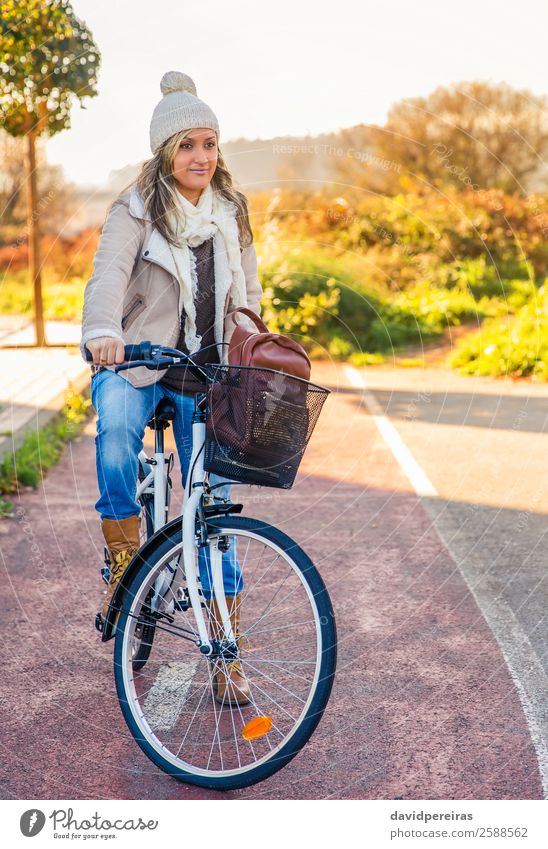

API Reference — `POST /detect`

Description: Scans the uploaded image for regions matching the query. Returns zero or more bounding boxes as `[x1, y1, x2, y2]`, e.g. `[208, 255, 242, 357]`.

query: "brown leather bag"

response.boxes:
[227, 307, 311, 380]
[207, 308, 311, 479]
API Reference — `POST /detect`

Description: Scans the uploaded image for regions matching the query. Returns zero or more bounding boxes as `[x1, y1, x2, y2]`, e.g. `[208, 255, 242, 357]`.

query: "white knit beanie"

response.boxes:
[149, 71, 220, 154]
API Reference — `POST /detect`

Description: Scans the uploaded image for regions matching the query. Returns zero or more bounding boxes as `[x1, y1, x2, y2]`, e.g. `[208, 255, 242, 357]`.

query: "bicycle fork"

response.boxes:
[181, 407, 235, 655]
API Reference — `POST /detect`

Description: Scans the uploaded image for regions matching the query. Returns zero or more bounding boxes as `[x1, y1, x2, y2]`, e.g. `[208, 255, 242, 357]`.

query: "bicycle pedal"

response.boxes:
[174, 587, 192, 611]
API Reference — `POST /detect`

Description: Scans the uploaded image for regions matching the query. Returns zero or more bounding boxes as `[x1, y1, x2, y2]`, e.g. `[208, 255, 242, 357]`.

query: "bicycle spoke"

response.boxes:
[174, 679, 211, 757]
[245, 657, 315, 684]
[244, 578, 314, 638]
[241, 657, 307, 704]
[247, 618, 319, 638]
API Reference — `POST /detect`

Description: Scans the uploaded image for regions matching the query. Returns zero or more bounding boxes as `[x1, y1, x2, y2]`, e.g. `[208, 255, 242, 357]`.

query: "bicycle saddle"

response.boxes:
[147, 397, 176, 429]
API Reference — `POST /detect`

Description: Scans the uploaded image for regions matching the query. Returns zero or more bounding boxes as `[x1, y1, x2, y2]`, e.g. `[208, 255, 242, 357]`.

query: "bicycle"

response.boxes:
[85, 341, 337, 789]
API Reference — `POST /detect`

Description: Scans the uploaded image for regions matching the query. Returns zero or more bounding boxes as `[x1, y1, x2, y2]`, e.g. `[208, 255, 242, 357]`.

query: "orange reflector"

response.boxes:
[242, 716, 273, 741]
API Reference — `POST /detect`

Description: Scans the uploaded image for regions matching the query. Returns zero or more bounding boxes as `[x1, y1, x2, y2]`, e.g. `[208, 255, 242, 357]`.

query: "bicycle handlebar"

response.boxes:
[83, 341, 216, 384]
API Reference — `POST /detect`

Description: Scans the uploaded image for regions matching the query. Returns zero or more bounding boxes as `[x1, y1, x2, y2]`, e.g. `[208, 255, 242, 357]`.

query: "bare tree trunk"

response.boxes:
[26, 130, 46, 347]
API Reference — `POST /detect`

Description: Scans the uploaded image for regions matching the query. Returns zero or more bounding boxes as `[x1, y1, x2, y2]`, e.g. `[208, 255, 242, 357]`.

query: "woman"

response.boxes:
[80, 71, 263, 704]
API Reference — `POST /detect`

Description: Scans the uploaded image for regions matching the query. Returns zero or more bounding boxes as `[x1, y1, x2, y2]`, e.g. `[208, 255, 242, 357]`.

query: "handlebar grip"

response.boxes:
[124, 342, 152, 361]
[83, 341, 153, 363]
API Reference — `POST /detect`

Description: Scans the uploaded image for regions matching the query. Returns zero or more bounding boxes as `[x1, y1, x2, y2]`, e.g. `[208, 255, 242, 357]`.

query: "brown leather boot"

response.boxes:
[99, 515, 141, 624]
[208, 595, 251, 706]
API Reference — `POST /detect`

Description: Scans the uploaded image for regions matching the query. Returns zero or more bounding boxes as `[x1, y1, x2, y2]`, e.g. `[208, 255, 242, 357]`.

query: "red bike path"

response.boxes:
[0, 361, 543, 799]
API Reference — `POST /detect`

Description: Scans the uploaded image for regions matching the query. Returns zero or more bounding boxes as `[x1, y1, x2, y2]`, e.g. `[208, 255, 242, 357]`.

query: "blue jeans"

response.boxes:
[90, 368, 242, 599]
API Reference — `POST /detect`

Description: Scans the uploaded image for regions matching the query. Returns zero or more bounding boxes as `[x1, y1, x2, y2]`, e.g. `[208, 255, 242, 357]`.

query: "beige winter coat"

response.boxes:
[80, 184, 263, 388]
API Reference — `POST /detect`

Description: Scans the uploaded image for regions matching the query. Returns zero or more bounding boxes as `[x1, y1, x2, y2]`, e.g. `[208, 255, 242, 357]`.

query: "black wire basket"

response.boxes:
[203, 363, 330, 489]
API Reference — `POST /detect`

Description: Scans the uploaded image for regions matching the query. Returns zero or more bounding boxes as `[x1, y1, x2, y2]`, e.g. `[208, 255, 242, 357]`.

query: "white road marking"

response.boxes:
[142, 661, 199, 731]
[344, 365, 438, 496]
[345, 364, 548, 798]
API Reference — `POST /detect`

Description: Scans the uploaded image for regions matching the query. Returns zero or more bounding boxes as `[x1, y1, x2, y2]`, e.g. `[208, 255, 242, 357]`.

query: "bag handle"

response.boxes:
[227, 307, 269, 333]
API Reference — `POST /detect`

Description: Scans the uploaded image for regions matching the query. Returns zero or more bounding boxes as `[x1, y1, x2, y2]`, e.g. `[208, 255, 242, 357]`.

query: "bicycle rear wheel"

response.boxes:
[113, 516, 337, 790]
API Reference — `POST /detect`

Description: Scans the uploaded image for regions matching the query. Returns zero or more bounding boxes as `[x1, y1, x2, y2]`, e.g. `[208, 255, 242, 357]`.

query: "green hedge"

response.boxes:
[258, 247, 516, 359]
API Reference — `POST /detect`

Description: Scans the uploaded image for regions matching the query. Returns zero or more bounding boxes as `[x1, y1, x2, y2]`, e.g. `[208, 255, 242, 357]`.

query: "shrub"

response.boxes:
[259, 246, 494, 358]
[450, 285, 548, 379]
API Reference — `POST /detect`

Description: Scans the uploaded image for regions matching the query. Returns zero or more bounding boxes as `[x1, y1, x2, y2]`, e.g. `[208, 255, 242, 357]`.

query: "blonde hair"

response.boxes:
[118, 129, 253, 248]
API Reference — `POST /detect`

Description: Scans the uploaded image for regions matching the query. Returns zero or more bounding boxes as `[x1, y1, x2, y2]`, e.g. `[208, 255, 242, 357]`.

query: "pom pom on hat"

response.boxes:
[149, 70, 220, 154]
[160, 71, 197, 97]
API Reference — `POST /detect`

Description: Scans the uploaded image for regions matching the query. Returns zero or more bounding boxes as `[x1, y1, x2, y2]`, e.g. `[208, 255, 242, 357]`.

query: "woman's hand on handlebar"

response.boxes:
[83, 339, 208, 381]
[86, 337, 125, 366]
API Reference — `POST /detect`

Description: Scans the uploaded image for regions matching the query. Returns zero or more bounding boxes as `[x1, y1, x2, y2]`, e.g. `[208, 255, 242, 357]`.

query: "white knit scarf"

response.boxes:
[166, 181, 248, 354]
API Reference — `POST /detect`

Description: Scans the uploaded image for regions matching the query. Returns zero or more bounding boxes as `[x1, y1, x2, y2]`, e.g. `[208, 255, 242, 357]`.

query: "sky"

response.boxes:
[45, 0, 548, 187]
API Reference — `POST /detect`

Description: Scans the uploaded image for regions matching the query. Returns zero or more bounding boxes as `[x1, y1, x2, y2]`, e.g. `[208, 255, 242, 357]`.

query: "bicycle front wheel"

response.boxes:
[113, 516, 337, 790]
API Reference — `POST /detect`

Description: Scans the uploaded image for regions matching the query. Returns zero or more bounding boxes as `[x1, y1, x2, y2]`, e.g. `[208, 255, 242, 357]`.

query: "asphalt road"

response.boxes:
[345, 362, 548, 796]
[0, 360, 544, 799]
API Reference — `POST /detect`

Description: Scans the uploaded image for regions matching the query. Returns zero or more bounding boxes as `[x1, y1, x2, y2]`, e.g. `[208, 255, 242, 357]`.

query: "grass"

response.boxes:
[0, 389, 92, 517]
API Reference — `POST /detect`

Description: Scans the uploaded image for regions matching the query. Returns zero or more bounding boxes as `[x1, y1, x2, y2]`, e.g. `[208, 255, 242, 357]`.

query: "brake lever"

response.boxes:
[144, 357, 185, 371]
[114, 357, 184, 373]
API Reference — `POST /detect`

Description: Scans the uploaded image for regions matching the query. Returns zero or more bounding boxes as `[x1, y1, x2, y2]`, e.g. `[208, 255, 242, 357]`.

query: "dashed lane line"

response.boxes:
[142, 661, 200, 732]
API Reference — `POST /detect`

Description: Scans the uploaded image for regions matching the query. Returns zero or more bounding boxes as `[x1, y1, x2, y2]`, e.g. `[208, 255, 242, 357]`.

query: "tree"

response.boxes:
[327, 123, 403, 196]
[371, 81, 548, 195]
[0, 131, 26, 226]
[0, 130, 75, 238]
[0, 0, 100, 345]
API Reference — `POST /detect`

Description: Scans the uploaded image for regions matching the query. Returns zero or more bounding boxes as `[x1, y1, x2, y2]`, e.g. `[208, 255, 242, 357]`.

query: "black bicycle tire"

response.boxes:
[113, 515, 337, 790]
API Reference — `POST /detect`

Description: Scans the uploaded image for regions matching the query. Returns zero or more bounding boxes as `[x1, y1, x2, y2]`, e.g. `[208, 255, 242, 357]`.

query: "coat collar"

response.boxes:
[127, 185, 177, 278]
[128, 184, 151, 221]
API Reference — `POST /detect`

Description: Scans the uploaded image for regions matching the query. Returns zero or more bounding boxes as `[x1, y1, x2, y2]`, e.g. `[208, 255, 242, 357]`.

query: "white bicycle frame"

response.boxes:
[134, 404, 234, 655]
[136, 448, 168, 532]
[180, 413, 236, 653]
